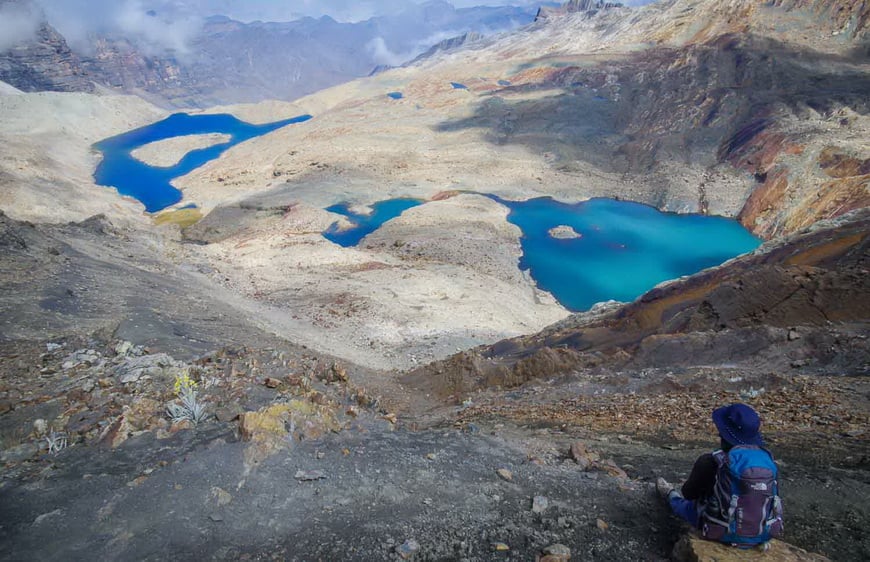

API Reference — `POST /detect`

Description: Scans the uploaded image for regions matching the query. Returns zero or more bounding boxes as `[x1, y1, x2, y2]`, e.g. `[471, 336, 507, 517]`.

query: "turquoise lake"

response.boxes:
[324, 199, 425, 247]
[93, 112, 311, 213]
[490, 197, 761, 310]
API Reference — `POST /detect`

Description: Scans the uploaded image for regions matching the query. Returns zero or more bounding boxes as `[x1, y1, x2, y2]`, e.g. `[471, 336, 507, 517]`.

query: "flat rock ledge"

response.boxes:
[673, 535, 830, 562]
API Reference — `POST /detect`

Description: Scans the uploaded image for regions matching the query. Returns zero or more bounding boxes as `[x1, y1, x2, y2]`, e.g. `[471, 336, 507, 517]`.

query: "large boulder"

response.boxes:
[673, 534, 830, 562]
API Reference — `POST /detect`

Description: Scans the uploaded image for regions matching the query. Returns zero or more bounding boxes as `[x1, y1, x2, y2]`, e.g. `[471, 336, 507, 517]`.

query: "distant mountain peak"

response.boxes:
[408, 31, 485, 66]
[536, 0, 624, 22]
[0, 6, 94, 94]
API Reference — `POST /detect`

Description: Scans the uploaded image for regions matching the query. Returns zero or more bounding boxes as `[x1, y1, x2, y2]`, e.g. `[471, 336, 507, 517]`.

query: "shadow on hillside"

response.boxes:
[434, 35, 870, 175]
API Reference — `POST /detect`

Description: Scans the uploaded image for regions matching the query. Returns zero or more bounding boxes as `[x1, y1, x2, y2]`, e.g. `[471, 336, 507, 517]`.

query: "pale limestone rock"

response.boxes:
[114, 353, 180, 384]
[210, 487, 233, 507]
[548, 225, 582, 239]
[33, 419, 47, 436]
[195, 194, 567, 370]
[541, 543, 571, 561]
[131, 133, 231, 168]
[396, 539, 420, 560]
[532, 495, 549, 513]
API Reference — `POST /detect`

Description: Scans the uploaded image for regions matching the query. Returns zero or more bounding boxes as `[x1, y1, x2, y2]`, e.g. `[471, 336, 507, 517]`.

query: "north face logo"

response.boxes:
[750, 482, 768, 491]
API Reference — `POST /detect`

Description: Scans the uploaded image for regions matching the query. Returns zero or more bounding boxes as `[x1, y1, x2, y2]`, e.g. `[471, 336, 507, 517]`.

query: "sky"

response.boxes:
[2, 0, 657, 54]
[35, 0, 547, 32]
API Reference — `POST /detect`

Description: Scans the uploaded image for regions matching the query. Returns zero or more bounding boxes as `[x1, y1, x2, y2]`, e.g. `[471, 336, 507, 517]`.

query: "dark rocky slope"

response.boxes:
[2, 206, 866, 560]
[403, 209, 870, 398]
[0, 210, 303, 358]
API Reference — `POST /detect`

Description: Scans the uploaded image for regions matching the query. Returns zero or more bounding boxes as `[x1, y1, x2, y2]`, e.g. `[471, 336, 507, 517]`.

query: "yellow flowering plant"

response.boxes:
[167, 370, 207, 424]
[173, 371, 198, 395]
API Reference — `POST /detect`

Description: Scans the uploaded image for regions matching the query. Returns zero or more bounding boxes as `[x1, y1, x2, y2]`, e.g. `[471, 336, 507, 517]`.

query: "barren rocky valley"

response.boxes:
[0, 1, 868, 561]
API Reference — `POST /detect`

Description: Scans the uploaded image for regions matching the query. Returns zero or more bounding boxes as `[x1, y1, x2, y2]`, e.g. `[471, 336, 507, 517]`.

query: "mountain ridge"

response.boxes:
[0, 0, 539, 107]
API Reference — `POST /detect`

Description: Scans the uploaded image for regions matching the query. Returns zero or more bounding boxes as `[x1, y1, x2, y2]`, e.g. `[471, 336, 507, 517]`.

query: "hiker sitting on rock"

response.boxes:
[656, 403, 784, 547]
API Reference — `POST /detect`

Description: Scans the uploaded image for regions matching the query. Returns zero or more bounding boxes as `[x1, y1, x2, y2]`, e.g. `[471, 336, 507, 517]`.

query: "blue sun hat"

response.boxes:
[712, 403, 765, 447]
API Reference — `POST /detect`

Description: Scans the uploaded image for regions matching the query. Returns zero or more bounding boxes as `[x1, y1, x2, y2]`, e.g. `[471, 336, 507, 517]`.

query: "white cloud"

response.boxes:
[114, 1, 202, 54]
[367, 30, 460, 66]
[367, 37, 406, 67]
[0, 2, 42, 52]
[36, 0, 203, 54]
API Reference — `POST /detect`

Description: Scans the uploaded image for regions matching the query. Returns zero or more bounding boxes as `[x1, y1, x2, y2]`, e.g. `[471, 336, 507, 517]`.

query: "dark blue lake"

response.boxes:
[93, 112, 312, 213]
[324, 199, 425, 247]
[323, 196, 761, 311]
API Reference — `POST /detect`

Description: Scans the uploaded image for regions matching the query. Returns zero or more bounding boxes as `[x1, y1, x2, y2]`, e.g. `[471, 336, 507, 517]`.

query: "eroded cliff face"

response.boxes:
[80, 38, 197, 106]
[729, 109, 870, 238]
[535, 0, 624, 21]
[0, 20, 93, 94]
[770, 0, 869, 38]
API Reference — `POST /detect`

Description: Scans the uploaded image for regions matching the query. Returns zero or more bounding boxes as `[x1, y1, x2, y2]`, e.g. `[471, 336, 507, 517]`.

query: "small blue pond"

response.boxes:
[387, 92, 404, 100]
[324, 196, 761, 311]
[93, 112, 312, 213]
[324, 199, 425, 247]
[450, 82, 468, 90]
[497, 80, 512, 87]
